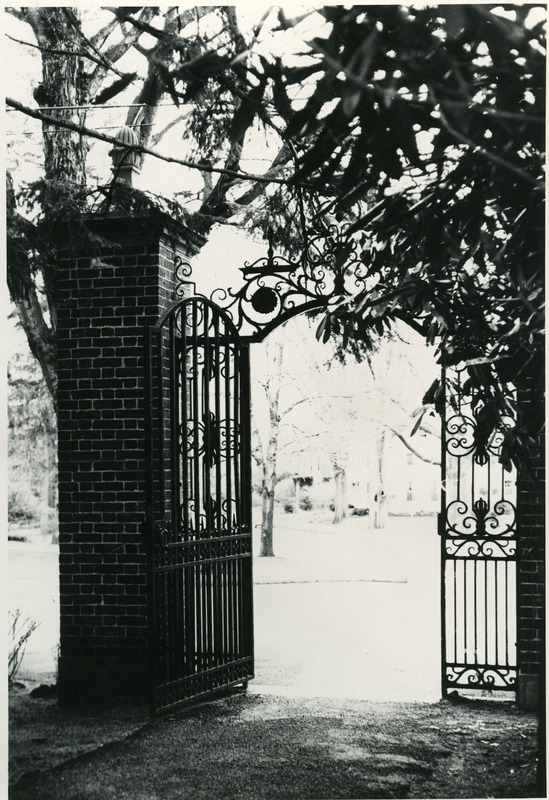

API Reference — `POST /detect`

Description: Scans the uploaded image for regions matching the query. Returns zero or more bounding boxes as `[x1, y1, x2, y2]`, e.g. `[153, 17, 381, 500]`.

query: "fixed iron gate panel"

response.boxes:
[145, 296, 253, 715]
[441, 369, 517, 694]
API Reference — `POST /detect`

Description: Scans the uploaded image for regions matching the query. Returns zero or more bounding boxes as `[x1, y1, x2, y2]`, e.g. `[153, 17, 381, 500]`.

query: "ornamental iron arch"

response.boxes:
[177, 224, 373, 342]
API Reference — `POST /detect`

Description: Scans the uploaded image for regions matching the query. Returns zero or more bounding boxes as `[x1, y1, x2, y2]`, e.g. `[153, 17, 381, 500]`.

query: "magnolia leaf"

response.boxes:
[172, 51, 231, 83]
[92, 73, 137, 105]
[410, 411, 425, 437]
[441, 6, 467, 39]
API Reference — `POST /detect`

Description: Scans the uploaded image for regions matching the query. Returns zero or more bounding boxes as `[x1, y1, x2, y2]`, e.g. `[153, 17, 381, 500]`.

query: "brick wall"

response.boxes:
[516, 365, 545, 710]
[56, 214, 203, 701]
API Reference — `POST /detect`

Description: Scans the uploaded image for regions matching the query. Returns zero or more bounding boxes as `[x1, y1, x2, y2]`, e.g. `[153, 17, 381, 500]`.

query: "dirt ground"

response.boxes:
[8, 681, 542, 800]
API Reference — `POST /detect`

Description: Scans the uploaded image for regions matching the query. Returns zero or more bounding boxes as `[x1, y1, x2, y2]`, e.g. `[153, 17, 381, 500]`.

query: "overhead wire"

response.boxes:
[6, 102, 188, 113]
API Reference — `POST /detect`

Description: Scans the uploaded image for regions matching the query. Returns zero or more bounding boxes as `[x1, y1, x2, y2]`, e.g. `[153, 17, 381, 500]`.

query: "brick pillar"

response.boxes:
[56, 213, 204, 702]
[516, 364, 545, 711]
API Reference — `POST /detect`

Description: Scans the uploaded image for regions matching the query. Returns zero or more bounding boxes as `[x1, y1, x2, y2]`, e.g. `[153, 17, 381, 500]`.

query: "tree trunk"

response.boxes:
[373, 429, 388, 529]
[33, 8, 89, 189]
[332, 462, 347, 524]
[260, 475, 276, 557]
[8, 8, 89, 405]
[259, 337, 284, 557]
[40, 433, 57, 541]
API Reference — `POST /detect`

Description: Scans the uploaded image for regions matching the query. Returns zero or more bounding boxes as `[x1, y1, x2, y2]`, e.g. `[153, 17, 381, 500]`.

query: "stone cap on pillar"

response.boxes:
[110, 125, 141, 186]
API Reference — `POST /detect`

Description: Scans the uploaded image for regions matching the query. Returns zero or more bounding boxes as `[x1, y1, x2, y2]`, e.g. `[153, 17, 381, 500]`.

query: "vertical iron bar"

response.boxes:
[223, 323, 232, 659]
[224, 326, 232, 534]
[182, 307, 193, 677]
[192, 302, 201, 538]
[144, 325, 157, 714]
[484, 558, 489, 666]
[505, 559, 509, 666]
[182, 310, 189, 538]
[240, 343, 254, 663]
[195, 561, 201, 671]
[222, 558, 228, 662]
[202, 305, 212, 668]
[232, 333, 241, 659]
[440, 367, 448, 696]
[213, 315, 222, 665]
[495, 558, 499, 666]
[474, 558, 478, 665]
[169, 312, 179, 683]
[203, 304, 212, 532]
[464, 559, 468, 664]
[231, 557, 237, 658]
[233, 332, 241, 533]
[453, 561, 458, 667]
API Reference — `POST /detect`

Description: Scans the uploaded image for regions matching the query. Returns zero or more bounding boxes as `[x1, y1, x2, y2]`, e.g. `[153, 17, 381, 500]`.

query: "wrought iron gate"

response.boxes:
[145, 296, 253, 715]
[441, 369, 517, 694]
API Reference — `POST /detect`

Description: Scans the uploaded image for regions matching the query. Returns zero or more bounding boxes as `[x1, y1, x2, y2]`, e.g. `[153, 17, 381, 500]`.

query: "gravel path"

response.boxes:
[9, 689, 540, 799]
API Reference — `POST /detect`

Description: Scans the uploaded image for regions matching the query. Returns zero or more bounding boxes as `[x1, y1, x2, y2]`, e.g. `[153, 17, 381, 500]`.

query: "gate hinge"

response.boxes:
[437, 512, 445, 536]
[153, 520, 171, 547]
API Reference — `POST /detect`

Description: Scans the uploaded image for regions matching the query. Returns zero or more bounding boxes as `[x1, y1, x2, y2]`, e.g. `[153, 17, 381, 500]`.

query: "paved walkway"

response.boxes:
[9, 514, 441, 700]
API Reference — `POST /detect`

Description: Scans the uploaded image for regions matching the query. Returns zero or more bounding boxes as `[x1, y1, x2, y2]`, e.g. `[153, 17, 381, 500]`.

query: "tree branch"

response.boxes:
[6, 7, 29, 23]
[5, 34, 128, 77]
[234, 144, 293, 206]
[432, 93, 543, 187]
[107, 10, 165, 40]
[389, 428, 440, 465]
[309, 35, 543, 189]
[98, 7, 157, 60]
[6, 96, 307, 189]
[90, 16, 120, 48]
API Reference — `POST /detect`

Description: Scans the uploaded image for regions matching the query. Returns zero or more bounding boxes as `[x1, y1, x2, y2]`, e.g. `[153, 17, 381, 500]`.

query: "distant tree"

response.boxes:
[252, 334, 285, 557]
[252, 316, 440, 541]
[8, 347, 56, 535]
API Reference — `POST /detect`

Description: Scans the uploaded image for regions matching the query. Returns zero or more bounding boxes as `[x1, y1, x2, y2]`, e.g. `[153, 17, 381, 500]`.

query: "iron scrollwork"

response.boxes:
[445, 497, 517, 558]
[446, 665, 517, 690]
[207, 226, 371, 340]
[174, 255, 193, 298]
[442, 368, 518, 697]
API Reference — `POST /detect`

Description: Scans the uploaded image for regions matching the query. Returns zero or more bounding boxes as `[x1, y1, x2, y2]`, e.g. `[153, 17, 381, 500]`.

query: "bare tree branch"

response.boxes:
[106, 9, 165, 40]
[5, 33, 128, 77]
[388, 428, 440, 465]
[89, 16, 120, 48]
[6, 96, 306, 189]
[234, 144, 293, 206]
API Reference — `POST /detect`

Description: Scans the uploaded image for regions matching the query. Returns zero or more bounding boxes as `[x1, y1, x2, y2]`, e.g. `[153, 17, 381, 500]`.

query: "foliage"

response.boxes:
[6, 5, 545, 470]
[8, 486, 41, 526]
[9, 610, 39, 683]
[8, 349, 56, 525]
[8, 349, 55, 443]
[271, 5, 545, 467]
